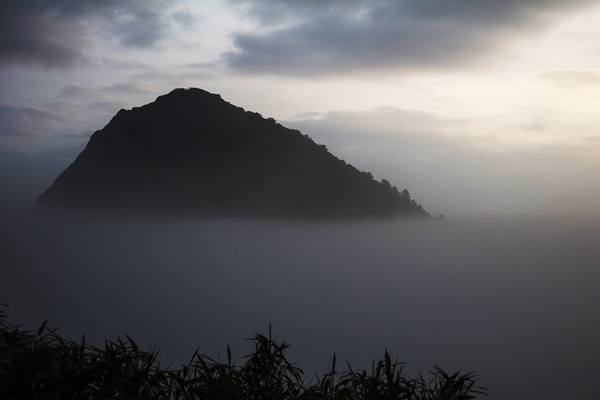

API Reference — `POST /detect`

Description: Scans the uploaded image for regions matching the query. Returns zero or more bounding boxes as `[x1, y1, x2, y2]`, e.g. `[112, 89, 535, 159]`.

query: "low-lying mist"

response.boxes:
[2, 215, 600, 400]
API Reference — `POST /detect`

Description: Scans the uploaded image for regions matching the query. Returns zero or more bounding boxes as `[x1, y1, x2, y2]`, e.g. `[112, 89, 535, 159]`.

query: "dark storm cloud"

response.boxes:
[0, 2, 87, 67]
[225, 0, 597, 75]
[0, 1, 187, 68]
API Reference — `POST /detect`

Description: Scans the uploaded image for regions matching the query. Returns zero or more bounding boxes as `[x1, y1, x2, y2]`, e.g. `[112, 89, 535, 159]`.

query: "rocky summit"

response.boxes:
[36, 88, 429, 219]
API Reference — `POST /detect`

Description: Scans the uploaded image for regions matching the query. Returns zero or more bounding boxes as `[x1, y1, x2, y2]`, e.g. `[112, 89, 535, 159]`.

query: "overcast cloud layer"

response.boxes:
[2, 0, 595, 73]
[225, 0, 596, 75]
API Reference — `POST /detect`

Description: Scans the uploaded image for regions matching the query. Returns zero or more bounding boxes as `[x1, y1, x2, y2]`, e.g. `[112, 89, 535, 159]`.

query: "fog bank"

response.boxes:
[2, 216, 600, 400]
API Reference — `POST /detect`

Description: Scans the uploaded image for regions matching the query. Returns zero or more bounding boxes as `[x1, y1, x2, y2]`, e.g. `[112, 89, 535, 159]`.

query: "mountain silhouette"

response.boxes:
[36, 88, 429, 219]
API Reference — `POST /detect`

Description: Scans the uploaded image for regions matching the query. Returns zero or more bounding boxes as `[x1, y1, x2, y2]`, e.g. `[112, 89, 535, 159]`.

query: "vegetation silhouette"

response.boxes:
[36, 88, 429, 220]
[0, 309, 487, 399]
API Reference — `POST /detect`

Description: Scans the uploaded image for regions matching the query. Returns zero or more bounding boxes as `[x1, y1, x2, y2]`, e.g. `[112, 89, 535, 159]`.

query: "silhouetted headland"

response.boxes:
[36, 88, 429, 220]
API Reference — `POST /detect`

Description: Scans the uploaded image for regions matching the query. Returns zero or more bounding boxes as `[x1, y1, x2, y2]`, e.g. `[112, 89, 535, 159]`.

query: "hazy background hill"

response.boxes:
[0, 145, 84, 220]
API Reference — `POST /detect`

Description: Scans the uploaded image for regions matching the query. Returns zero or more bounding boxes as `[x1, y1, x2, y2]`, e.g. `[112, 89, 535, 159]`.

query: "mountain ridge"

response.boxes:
[36, 88, 429, 220]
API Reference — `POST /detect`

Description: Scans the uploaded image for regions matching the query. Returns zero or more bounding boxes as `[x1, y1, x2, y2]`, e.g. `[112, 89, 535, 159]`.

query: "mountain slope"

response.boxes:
[36, 88, 429, 219]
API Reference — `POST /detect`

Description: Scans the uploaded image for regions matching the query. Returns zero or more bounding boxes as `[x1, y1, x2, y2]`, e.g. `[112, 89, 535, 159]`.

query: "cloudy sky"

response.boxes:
[1, 0, 600, 216]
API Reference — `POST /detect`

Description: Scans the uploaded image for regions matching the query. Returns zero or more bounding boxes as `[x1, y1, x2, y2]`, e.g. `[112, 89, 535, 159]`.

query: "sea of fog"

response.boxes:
[2, 215, 600, 400]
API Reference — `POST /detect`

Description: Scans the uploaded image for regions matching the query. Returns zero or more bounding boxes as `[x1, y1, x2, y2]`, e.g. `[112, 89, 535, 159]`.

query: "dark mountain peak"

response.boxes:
[155, 87, 222, 104]
[36, 88, 429, 220]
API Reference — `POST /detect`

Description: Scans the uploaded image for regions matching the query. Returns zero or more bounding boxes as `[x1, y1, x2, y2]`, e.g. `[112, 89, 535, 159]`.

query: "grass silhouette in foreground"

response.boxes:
[0, 308, 487, 399]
